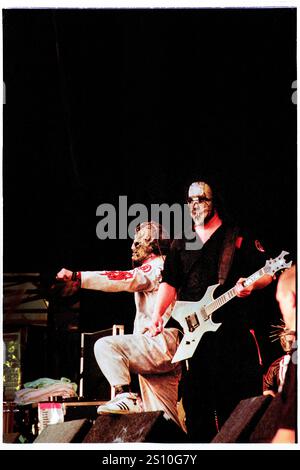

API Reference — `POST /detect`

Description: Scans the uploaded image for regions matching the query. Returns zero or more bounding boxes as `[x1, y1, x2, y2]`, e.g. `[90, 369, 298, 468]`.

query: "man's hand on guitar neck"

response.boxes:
[235, 278, 254, 298]
[235, 273, 273, 298]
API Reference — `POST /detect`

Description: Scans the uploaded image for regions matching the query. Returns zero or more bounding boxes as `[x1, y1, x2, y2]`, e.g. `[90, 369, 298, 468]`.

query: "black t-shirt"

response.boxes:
[162, 224, 272, 441]
[162, 224, 269, 326]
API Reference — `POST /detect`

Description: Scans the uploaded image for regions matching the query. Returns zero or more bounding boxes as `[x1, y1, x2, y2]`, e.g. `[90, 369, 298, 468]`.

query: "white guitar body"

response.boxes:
[171, 251, 292, 364]
[171, 284, 222, 363]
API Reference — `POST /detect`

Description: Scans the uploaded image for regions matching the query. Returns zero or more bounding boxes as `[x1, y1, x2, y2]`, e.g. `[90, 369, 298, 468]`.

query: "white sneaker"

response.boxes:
[97, 392, 143, 415]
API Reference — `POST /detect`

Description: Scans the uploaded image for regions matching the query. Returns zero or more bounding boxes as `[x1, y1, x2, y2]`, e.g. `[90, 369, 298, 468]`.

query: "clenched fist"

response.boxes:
[56, 268, 73, 282]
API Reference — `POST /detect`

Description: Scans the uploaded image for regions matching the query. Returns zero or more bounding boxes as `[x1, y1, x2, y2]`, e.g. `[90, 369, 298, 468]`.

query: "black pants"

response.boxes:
[182, 327, 263, 443]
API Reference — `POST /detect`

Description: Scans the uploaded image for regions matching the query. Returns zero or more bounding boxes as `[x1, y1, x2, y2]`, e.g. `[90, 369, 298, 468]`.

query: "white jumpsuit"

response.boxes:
[81, 256, 184, 430]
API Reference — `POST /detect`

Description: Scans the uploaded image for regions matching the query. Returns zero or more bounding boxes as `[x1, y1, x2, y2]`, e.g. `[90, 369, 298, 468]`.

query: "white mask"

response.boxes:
[131, 222, 168, 265]
[187, 181, 214, 226]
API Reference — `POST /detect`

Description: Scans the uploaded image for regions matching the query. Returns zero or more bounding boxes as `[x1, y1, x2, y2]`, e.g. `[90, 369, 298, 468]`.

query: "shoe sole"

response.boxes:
[97, 409, 141, 415]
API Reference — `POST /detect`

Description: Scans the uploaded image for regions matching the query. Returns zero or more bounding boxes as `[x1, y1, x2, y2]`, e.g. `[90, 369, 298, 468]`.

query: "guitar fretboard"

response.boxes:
[206, 268, 266, 316]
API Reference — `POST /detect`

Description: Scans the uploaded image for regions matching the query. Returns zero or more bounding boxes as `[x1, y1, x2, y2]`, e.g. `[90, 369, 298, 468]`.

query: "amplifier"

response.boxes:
[79, 324, 124, 400]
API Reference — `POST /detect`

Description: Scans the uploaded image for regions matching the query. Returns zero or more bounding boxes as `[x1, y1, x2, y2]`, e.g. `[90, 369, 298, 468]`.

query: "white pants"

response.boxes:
[94, 328, 185, 431]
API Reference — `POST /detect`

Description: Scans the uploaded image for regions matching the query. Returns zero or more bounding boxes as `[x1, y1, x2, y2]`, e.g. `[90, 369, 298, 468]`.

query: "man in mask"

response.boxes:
[56, 221, 185, 432]
[147, 178, 274, 442]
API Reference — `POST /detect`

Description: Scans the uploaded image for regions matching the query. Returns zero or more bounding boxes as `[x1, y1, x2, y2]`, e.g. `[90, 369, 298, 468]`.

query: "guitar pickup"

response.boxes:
[185, 312, 200, 332]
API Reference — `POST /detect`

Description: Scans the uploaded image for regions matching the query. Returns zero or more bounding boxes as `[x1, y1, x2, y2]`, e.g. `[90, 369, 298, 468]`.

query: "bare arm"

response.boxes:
[235, 274, 273, 298]
[272, 428, 295, 444]
[146, 282, 177, 336]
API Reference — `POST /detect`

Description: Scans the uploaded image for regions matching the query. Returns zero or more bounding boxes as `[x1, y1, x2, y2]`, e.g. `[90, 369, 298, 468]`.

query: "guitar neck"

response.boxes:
[205, 267, 267, 316]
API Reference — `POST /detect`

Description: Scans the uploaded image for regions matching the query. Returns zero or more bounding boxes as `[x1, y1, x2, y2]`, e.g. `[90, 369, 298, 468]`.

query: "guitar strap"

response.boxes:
[218, 225, 240, 285]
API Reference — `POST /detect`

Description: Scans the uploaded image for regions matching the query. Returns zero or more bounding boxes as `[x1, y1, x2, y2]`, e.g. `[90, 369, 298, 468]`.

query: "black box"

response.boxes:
[79, 325, 124, 400]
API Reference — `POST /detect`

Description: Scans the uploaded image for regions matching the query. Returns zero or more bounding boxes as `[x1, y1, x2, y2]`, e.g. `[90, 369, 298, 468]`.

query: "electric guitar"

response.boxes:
[171, 250, 292, 363]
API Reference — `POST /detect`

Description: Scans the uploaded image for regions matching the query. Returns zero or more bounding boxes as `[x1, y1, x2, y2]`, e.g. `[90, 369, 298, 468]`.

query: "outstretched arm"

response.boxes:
[56, 264, 159, 293]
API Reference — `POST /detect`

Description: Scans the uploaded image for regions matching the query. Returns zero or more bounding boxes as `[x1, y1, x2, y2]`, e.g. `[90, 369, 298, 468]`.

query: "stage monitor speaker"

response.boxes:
[83, 411, 187, 443]
[33, 419, 92, 443]
[249, 393, 282, 443]
[3, 433, 20, 443]
[211, 394, 272, 443]
[79, 325, 124, 400]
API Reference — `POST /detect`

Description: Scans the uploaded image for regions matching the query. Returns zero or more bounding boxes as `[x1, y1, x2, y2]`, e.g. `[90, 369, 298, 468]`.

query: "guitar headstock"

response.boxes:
[264, 251, 293, 276]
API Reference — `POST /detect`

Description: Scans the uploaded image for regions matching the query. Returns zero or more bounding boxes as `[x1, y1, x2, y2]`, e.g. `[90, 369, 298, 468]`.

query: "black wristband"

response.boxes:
[71, 271, 78, 281]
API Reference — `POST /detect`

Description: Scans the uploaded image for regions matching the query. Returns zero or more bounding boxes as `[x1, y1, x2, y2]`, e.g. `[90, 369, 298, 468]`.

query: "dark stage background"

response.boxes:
[3, 8, 297, 381]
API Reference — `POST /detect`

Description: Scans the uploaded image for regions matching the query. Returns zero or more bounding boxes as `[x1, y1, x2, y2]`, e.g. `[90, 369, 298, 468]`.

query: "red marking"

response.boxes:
[139, 264, 152, 273]
[235, 236, 243, 249]
[39, 403, 62, 409]
[214, 410, 220, 433]
[250, 329, 263, 366]
[255, 240, 265, 252]
[100, 270, 134, 280]
[100, 264, 152, 280]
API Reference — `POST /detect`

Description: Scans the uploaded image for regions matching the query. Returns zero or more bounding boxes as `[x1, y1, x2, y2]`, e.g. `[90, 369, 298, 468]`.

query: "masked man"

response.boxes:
[56, 221, 185, 432]
[148, 178, 273, 442]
